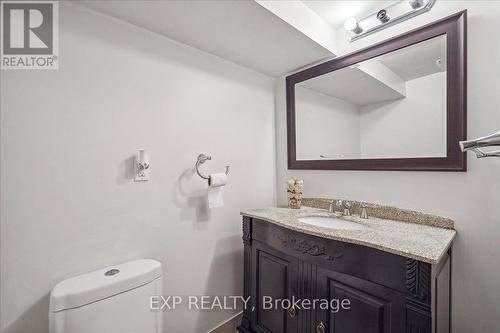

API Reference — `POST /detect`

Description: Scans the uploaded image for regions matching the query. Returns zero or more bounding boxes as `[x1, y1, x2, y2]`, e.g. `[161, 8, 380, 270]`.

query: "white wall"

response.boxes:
[276, 2, 500, 332]
[360, 71, 447, 158]
[296, 86, 360, 160]
[0, 3, 275, 333]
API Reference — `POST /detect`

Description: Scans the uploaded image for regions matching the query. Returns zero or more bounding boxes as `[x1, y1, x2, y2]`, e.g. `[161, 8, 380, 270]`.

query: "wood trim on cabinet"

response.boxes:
[286, 11, 467, 171]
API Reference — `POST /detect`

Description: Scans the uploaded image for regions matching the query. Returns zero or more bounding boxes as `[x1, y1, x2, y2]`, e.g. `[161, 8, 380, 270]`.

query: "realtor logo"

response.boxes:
[1, 1, 59, 69]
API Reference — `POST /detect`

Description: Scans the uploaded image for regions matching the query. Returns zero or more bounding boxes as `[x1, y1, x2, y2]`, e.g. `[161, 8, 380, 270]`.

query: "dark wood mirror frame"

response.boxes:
[286, 11, 467, 171]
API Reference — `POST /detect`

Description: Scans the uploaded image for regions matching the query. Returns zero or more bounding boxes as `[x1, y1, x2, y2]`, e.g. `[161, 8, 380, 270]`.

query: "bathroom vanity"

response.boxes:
[237, 204, 455, 333]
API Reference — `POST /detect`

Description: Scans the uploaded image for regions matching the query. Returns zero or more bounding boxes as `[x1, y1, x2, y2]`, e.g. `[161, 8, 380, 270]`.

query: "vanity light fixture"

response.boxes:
[344, 17, 362, 34]
[408, 0, 424, 9]
[345, 0, 436, 42]
[376, 9, 390, 23]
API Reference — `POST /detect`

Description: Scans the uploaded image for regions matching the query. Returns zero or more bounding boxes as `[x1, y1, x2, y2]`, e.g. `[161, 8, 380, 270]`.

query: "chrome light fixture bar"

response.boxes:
[345, 0, 436, 42]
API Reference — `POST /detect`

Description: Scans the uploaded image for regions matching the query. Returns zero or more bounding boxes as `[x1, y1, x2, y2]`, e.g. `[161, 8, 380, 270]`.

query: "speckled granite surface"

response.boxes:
[241, 207, 456, 264]
[302, 197, 455, 229]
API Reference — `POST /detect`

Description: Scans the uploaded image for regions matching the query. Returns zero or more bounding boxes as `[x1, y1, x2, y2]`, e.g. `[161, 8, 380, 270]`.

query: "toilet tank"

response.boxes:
[49, 259, 162, 333]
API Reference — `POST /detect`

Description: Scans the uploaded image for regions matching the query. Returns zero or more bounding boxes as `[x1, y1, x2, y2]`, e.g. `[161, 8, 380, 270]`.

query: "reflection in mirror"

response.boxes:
[296, 35, 447, 160]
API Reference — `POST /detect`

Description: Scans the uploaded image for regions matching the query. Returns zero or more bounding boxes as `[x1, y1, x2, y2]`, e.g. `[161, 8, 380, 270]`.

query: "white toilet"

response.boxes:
[49, 259, 162, 333]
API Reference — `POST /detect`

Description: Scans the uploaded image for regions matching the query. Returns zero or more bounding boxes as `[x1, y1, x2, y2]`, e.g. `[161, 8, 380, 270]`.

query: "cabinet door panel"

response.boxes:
[318, 268, 405, 333]
[252, 242, 298, 333]
[330, 281, 386, 333]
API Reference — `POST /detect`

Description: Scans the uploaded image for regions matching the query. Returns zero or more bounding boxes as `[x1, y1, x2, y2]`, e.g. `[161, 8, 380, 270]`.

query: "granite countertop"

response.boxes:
[241, 207, 456, 264]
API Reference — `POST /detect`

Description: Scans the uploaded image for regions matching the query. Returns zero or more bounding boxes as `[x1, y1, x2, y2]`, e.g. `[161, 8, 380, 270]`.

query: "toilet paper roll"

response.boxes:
[209, 173, 227, 187]
[208, 186, 224, 208]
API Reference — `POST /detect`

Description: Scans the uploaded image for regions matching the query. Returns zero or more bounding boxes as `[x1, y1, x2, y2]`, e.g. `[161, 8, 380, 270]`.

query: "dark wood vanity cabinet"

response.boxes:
[238, 217, 451, 333]
[316, 267, 406, 333]
[251, 241, 299, 333]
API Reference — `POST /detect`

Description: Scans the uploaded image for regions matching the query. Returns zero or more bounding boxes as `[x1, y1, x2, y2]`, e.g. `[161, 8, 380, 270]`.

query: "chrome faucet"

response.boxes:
[360, 202, 369, 219]
[328, 200, 336, 214]
[336, 200, 352, 216]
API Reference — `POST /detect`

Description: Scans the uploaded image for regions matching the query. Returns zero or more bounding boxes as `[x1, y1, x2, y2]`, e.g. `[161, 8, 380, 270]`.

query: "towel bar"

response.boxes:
[460, 131, 500, 158]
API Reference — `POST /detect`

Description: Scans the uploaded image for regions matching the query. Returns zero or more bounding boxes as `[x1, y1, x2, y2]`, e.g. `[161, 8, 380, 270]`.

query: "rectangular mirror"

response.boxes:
[286, 11, 466, 171]
[296, 35, 447, 160]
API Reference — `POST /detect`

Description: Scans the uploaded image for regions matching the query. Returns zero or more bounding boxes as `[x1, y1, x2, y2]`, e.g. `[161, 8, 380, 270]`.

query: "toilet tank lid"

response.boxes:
[49, 259, 162, 312]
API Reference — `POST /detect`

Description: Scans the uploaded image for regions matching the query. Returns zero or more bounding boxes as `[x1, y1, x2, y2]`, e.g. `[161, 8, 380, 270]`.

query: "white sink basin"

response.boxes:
[298, 216, 366, 231]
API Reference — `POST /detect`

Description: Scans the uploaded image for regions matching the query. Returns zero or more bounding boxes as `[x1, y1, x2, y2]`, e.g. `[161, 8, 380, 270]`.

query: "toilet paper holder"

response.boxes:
[195, 154, 230, 180]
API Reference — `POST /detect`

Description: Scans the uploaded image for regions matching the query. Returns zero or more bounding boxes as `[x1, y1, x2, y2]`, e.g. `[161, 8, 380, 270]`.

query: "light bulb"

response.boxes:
[344, 18, 362, 34]
[408, 0, 424, 9]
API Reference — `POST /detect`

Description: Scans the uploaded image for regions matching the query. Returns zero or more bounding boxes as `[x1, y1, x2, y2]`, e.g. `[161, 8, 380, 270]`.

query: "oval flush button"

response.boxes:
[104, 269, 120, 276]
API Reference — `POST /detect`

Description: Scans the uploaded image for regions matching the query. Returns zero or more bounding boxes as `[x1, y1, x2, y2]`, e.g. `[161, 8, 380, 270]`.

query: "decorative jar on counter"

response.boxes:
[287, 179, 303, 209]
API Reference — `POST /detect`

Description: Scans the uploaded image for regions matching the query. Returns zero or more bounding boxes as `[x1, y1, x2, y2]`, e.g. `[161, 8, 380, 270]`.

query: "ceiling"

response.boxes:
[74, 1, 443, 80]
[379, 34, 446, 81]
[302, 0, 391, 28]
[76, 0, 335, 77]
[298, 34, 446, 105]
[299, 65, 405, 106]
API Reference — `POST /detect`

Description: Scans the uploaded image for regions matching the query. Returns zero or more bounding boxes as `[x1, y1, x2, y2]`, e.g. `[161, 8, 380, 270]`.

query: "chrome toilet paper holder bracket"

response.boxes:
[195, 154, 230, 180]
